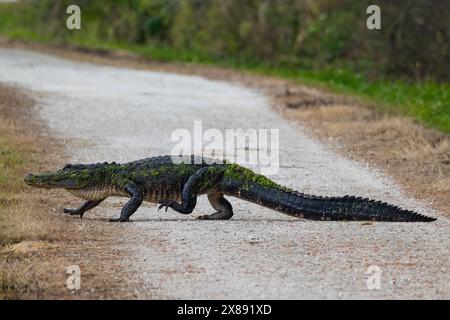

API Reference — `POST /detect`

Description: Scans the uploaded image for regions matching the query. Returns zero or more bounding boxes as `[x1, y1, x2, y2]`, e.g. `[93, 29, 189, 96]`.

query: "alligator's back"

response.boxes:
[118, 155, 224, 202]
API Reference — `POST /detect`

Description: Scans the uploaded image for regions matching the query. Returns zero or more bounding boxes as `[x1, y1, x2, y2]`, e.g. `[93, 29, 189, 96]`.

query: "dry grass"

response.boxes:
[0, 87, 50, 245]
[0, 85, 65, 298]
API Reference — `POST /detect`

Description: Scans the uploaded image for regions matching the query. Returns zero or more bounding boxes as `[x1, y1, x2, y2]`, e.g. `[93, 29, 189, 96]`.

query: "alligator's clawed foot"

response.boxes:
[158, 200, 177, 212]
[196, 211, 233, 220]
[63, 208, 84, 219]
[109, 217, 130, 223]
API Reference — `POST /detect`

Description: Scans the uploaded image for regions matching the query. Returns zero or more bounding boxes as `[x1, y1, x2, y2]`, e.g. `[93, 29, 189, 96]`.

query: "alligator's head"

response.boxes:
[24, 164, 94, 190]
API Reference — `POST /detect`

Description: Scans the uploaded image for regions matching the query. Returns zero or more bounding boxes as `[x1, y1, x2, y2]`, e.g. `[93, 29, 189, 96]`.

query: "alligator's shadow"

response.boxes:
[87, 217, 304, 223]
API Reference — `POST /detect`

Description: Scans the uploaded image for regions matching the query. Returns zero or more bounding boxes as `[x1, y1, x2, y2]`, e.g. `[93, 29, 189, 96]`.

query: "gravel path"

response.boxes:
[0, 48, 448, 299]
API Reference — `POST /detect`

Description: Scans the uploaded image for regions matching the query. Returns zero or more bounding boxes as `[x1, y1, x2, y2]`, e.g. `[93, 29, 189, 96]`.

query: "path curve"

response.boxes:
[0, 48, 448, 299]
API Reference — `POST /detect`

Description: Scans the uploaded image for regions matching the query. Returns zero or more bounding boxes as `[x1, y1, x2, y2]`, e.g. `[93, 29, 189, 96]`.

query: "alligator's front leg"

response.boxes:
[64, 199, 105, 219]
[158, 166, 224, 215]
[110, 182, 143, 222]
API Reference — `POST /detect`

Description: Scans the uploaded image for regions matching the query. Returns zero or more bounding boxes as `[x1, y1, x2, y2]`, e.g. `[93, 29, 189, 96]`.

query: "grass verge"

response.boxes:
[0, 87, 42, 246]
[0, 85, 57, 298]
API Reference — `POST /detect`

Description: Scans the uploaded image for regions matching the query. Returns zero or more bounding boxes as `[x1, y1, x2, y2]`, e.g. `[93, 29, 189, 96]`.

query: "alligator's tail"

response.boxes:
[225, 180, 436, 222]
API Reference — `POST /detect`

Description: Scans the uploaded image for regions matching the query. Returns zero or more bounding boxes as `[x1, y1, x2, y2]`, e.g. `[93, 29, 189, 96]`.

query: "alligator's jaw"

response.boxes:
[24, 173, 55, 189]
[24, 172, 81, 189]
[68, 185, 127, 201]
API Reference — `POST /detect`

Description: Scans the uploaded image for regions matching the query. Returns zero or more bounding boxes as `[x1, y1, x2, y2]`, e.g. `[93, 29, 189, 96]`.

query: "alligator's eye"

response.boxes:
[63, 164, 73, 170]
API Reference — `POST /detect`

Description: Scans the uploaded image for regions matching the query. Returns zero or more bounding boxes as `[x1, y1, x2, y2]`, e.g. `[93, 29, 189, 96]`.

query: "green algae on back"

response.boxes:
[223, 163, 292, 191]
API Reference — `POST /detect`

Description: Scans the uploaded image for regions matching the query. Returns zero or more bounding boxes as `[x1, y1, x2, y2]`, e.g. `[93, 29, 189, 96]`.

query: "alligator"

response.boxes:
[24, 155, 436, 222]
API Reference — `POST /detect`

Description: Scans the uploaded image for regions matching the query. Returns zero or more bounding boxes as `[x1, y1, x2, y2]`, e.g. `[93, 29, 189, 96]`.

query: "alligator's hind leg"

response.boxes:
[64, 199, 105, 219]
[158, 166, 224, 215]
[197, 193, 233, 220]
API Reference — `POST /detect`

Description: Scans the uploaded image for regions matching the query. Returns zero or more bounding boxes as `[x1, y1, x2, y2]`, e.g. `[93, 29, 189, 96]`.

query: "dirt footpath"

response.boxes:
[4, 38, 447, 217]
[0, 44, 448, 299]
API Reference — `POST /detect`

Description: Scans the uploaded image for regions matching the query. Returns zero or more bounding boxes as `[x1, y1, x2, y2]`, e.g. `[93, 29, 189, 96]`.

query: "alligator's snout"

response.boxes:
[24, 173, 37, 186]
[24, 173, 47, 187]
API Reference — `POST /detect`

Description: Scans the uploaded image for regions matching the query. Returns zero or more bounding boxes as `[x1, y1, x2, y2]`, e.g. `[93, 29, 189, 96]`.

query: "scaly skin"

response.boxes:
[24, 155, 436, 222]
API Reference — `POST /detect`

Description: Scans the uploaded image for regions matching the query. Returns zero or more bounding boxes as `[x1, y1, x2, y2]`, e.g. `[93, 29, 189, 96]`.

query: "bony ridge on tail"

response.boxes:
[24, 155, 436, 222]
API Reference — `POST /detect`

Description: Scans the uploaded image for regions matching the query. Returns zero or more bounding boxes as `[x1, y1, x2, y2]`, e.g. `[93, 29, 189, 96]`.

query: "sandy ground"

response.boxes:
[0, 48, 448, 299]
[3, 37, 448, 217]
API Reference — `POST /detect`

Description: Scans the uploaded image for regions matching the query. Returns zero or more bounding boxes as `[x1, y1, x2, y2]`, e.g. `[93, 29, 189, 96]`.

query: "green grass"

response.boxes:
[0, 3, 448, 134]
